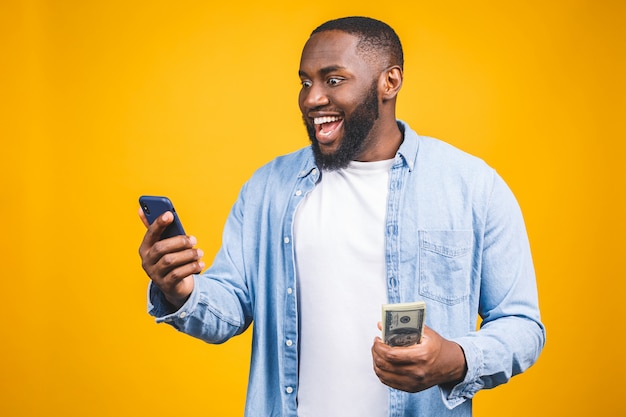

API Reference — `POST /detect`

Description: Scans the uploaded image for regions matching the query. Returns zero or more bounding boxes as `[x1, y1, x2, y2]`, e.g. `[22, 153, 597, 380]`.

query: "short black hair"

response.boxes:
[311, 16, 404, 70]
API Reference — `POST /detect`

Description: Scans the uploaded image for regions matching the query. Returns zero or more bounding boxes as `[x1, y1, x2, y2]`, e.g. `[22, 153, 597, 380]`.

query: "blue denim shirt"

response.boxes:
[149, 120, 545, 417]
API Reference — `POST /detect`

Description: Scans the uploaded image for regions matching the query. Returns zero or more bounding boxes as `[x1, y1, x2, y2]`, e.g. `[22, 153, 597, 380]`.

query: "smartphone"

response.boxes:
[139, 195, 186, 240]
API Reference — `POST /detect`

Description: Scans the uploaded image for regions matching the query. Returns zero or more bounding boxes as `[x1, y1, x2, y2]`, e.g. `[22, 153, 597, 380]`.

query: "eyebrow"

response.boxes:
[299, 65, 347, 78]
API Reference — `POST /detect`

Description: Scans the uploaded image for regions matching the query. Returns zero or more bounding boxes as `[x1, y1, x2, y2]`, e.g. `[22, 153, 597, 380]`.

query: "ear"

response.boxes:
[380, 66, 403, 102]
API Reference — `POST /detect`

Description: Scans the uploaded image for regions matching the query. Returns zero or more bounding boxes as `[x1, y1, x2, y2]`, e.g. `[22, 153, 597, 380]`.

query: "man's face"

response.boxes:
[298, 30, 381, 170]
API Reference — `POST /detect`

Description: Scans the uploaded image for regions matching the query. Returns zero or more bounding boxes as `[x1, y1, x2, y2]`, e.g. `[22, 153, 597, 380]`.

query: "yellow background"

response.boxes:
[2, 1, 625, 416]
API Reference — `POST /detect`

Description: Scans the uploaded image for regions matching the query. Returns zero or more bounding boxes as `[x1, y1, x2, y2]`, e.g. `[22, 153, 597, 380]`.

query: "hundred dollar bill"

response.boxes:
[382, 301, 426, 347]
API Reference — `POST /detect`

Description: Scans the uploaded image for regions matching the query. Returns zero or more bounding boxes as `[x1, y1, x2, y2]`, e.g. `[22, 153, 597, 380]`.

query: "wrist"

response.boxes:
[442, 341, 468, 385]
[163, 293, 190, 312]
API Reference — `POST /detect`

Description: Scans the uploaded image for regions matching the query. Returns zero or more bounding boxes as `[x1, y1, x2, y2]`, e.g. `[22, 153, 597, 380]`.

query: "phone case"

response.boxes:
[139, 195, 186, 240]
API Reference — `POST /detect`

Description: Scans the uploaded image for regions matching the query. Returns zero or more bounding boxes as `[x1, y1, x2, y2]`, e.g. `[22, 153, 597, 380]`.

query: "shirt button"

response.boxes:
[284, 237, 290, 244]
[388, 276, 397, 288]
[312, 168, 317, 176]
[295, 189, 302, 196]
[286, 386, 294, 394]
[287, 287, 293, 294]
[179, 312, 187, 318]
[286, 339, 293, 347]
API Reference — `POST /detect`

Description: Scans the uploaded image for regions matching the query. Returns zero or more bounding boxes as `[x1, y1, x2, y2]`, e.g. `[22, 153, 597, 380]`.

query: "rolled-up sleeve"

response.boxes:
[440, 173, 546, 408]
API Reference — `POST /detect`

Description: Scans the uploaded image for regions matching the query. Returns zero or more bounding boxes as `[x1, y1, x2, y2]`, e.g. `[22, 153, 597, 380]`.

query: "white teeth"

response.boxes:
[314, 116, 341, 125]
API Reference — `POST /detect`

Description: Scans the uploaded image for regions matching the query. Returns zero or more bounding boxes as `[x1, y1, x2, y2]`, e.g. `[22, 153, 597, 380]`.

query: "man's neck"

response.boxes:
[355, 119, 403, 162]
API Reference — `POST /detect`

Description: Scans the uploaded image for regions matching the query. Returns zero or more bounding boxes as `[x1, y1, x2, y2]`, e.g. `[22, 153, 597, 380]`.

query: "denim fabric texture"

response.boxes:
[148, 120, 546, 417]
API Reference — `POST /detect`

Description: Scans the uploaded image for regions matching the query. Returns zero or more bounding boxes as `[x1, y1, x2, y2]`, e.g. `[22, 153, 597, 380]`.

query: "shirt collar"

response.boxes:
[395, 119, 419, 172]
[298, 148, 320, 180]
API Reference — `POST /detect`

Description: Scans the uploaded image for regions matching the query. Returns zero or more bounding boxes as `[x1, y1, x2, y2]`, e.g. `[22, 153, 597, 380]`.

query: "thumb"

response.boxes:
[144, 211, 174, 245]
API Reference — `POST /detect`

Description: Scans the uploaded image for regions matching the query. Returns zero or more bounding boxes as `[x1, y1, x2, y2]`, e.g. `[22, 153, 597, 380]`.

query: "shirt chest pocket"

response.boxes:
[418, 230, 473, 306]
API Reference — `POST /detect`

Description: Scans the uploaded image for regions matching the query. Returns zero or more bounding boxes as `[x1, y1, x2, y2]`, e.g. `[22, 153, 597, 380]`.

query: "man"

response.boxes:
[139, 16, 545, 417]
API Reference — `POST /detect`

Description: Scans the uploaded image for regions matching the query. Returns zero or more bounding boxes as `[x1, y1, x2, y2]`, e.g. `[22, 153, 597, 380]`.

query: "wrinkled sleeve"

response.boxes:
[147, 182, 254, 344]
[441, 173, 546, 408]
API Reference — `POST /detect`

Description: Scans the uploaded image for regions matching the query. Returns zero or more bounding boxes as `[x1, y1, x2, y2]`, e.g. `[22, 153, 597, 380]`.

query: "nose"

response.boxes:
[300, 83, 330, 111]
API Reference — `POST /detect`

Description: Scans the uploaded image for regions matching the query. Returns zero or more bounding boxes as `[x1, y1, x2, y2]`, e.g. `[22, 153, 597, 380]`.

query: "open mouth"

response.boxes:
[314, 116, 344, 143]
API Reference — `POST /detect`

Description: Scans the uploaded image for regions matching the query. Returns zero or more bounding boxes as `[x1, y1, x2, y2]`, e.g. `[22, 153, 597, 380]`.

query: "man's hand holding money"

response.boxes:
[371, 325, 468, 393]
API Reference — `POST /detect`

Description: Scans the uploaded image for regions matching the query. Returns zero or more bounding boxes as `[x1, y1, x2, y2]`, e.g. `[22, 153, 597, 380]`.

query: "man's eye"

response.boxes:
[328, 78, 342, 86]
[301, 80, 312, 88]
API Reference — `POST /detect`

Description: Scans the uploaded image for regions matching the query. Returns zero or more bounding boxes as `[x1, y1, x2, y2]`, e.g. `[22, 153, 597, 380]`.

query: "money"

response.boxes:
[381, 301, 426, 347]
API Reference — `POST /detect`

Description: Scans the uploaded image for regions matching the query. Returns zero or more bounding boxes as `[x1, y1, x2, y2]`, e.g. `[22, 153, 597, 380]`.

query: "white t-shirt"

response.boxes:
[294, 159, 394, 417]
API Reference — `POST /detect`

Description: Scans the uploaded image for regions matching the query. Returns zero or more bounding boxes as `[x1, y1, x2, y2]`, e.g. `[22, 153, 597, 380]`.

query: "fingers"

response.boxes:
[142, 235, 202, 278]
[144, 211, 175, 246]
[140, 234, 204, 309]
[138, 206, 150, 228]
[138, 211, 173, 267]
[372, 339, 412, 391]
[154, 241, 204, 278]
[137, 207, 173, 233]
[373, 337, 421, 361]
[372, 324, 465, 392]
[138, 211, 177, 264]
[372, 337, 431, 393]
[137, 206, 204, 309]
[155, 248, 203, 308]
[371, 334, 427, 375]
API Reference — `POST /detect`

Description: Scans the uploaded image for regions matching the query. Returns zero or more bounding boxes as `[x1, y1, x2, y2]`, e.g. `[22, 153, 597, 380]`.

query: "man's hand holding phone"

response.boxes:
[138, 197, 204, 311]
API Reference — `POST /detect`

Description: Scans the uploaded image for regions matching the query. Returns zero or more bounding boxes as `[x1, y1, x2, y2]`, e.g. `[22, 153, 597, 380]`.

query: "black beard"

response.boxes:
[304, 82, 379, 171]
